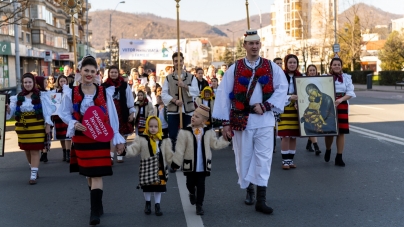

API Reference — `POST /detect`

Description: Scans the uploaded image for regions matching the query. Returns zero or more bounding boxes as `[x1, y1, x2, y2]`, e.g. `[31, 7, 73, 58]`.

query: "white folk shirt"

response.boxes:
[212, 57, 288, 129]
[335, 73, 356, 97]
[158, 105, 169, 129]
[193, 127, 204, 172]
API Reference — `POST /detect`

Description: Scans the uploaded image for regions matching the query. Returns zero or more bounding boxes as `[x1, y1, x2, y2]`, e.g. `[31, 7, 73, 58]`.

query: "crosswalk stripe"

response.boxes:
[350, 125, 404, 146]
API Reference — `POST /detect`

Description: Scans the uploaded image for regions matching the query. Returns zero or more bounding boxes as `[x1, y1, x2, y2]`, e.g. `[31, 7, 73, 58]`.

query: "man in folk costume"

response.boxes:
[212, 29, 288, 214]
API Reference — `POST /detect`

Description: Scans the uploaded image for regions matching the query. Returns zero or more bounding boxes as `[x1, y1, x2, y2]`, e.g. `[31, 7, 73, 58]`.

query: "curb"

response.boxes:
[5, 126, 14, 132]
[355, 88, 404, 93]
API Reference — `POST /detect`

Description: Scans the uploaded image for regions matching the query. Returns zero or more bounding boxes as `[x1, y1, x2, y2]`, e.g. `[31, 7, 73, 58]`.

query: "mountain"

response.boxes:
[338, 3, 402, 29]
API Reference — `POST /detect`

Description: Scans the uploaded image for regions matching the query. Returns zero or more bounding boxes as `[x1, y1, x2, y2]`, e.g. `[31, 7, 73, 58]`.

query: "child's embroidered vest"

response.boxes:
[229, 58, 274, 131]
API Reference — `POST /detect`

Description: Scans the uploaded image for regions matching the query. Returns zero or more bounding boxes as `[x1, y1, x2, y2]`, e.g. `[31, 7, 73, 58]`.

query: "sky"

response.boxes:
[89, 0, 404, 25]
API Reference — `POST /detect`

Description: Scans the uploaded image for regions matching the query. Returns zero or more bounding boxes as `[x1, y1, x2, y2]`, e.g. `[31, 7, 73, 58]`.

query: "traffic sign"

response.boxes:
[333, 44, 340, 53]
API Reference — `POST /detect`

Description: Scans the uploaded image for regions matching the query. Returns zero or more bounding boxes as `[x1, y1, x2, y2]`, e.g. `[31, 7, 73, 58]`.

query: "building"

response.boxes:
[0, 0, 94, 93]
[391, 18, 404, 33]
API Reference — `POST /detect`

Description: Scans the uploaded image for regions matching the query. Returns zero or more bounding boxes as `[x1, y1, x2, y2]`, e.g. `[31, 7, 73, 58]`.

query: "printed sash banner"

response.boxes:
[119, 39, 186, 60]
[49, 93, 62, 115]
[0, 94, 6, 157]
[82, 106, 114, 142]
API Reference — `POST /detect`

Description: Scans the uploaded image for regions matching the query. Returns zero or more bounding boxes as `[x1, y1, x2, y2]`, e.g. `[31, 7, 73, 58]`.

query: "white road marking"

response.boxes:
[351, 105, 384, 110]
[176, 171, 204, 227]
[350, 125, 404, 146]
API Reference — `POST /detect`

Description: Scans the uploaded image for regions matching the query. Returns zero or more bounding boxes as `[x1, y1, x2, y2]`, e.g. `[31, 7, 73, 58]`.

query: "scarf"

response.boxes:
[143, 116, 163, 155]
[105, 75, 124, 87]
[332, 72, 343, 83]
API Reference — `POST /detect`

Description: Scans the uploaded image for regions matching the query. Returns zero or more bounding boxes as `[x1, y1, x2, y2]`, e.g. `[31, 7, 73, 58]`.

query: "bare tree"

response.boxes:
[0, 0, 30, 28]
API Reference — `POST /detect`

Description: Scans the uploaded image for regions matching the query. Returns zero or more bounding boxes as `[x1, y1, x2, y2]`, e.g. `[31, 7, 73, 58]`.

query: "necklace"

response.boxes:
[83, 83, 92, 86]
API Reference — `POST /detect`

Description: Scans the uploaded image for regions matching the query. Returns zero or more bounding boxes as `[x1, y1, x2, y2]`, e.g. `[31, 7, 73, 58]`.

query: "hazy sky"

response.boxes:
[89, 0, 403, 25]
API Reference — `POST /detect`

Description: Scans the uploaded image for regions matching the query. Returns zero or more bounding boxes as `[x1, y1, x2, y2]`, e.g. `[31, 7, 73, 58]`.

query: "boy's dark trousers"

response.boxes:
[186, 172, 206, 206]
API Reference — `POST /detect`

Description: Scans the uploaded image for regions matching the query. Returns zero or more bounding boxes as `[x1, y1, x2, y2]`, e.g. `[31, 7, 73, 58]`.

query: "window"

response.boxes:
[32, 29, 43, 44]
[26, 33, 31, 43]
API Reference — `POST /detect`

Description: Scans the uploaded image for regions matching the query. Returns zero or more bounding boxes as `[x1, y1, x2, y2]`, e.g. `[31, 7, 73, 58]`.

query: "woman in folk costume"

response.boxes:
[277, 54, 302, 170]
[49, 75, 72, 162]
[102, 65, 136, 164]
[58, 55, 125, 226]
[6, 73, 53, 185]
[324, 58, 356, 166]
[135, 90, 154, 135]
[194, 86, 215, 129]
[126, 115, 173, 216]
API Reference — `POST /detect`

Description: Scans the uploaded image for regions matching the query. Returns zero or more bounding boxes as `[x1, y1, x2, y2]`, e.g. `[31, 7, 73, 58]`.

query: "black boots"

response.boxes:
[196, 205, 204, 215]
[62, 149, 66, 161]
[306, 139, 314, 152]
[89, 189, 103, 225]
[313, 143, 321, 156]
[255, 186, 273, 214]
[40, 152, 48, 163]
[244, 183, 256, 205]
[324, 149, 331, 162]
[155, 203, 163, 216]
[335, 154, 346, 167]
[189, 194, 196, 205]
[144, 201, 151, 215]
[65, 149, 70, 163]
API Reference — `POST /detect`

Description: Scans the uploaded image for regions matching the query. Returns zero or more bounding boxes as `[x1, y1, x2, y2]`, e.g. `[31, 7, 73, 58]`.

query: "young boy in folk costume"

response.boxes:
[194, 86, 216, 129]
[171, 104, 230, 215]
[126, 116, 173, 216]
[153, 95, 169, 138]
[135, 90, 154, 135]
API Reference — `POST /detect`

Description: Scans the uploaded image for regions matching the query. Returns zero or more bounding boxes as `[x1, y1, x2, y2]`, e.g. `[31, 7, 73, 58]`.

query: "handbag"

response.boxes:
[138, 154, 160, 188]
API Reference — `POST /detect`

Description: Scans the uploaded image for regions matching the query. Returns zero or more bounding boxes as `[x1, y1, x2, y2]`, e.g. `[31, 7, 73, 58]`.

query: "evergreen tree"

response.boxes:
[235, 39, 246, 60]
[222, 48, 234, 66]
[379, 31, 404, 71]
[338, 15, 362, 71]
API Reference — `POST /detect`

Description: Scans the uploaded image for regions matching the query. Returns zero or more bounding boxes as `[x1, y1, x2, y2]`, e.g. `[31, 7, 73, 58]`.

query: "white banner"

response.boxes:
[119, 39, 186, 61]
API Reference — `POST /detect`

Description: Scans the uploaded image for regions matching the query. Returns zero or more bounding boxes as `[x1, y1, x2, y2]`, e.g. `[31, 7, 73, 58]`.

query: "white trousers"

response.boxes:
[233, 127, 274, 189]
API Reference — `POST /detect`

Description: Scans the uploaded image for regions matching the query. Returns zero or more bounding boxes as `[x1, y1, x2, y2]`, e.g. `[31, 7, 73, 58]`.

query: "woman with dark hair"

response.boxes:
[304, 64, 322, 155]
[277, 54, 301, 170]
[47, 74, 56, 90]
[102, 65, 136, 164]
[6, 73, 53, 184]
[324, 58, 356, 167]
[51, 75, 72, 162]
[58, 55, 125, 225]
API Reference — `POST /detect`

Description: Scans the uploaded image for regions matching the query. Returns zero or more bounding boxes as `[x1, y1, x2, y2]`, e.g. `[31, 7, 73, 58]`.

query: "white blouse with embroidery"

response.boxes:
[58, 85, 125, 145]
[335, 73, 356, 98]
[7, 93, 54, 126]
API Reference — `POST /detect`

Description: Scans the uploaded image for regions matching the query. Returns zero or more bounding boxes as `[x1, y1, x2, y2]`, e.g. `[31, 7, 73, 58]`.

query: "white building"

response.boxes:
[392, 18, 404, 32]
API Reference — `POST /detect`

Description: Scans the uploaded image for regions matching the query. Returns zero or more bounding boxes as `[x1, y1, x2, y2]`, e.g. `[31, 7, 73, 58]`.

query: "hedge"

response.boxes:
[379, 71, 404, 85]
[347, 71, 374, 84]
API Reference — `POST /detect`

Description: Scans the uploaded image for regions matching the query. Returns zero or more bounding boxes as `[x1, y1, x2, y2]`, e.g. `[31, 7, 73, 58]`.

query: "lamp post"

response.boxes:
[109, 1, 125, 65]
[57, 0, 82, 72]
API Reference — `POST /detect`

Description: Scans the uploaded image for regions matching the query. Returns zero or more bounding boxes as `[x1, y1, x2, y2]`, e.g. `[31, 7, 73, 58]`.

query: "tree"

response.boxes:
[235, 38, 246, 60]
[0, 0, 30, 28]
[379, 31, 404, 71]
[222, 48, 233, 66]
[338, 15, 362, 71]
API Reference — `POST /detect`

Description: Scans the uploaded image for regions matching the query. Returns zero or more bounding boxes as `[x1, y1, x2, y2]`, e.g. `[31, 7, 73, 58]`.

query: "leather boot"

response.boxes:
[324, 149, 331, 162]
[42, 152, 48, 163]
[313, 143, 321, 156]
[155, 203, 163, 216]
[66, 150, 70, 163]
[244, 183, 256, 205]
[98, 190, 104, 216]
[196, 205, 204, 215]
[144, 201, 151, 215]
[306, 139, 314, 152]
[89, 189, 101, 225]
[255, 186, 273, 214]
[335, 153, 345, 167]
[62, 149, 66, 161]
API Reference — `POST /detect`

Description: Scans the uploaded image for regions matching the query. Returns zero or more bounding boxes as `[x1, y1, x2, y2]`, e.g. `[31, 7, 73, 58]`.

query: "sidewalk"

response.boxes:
[354, 84, 404, 93]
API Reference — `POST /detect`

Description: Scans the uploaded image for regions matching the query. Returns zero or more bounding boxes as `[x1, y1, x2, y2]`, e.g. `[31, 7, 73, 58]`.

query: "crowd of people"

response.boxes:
[5, 28, 356, 226]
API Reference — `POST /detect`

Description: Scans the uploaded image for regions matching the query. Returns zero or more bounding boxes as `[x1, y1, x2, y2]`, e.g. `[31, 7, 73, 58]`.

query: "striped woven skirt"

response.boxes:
[336, 94, 349, 134]
[70, 130, 112, 177]
[52, 115, 69, 140]
[278, 101, 300, 137]
[15, 111, 45, 150]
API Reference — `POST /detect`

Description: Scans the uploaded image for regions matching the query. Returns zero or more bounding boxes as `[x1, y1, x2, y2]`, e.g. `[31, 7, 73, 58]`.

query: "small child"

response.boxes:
[135, 90, 154, 135]
[126, 116, 173, 216]
[153, 95, 168, 138]
[171, 104, 230, 215]
[194, 86, 216, 129]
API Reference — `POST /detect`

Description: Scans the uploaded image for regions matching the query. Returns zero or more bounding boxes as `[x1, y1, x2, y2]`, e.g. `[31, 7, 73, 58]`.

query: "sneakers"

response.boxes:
[288, 160, 296, 168]
[282, 160, 296, 169]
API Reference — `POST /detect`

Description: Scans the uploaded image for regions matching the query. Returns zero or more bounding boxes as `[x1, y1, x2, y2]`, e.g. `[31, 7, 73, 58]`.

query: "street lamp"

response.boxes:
[109, 1, 125, 65]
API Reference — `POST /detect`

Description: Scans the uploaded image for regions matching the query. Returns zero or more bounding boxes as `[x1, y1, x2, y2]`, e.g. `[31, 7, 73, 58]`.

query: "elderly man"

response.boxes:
[212, 29, 288, 214]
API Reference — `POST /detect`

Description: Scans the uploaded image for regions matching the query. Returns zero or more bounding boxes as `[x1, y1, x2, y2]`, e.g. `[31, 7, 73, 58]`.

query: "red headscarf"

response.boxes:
[105, 66, 124, 87]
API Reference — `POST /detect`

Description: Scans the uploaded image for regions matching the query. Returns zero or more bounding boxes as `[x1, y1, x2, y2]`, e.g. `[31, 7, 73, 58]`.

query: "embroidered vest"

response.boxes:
[166, 72, 195, 113]
[229, 58, 274, 131]
[72, 85, 109, 124]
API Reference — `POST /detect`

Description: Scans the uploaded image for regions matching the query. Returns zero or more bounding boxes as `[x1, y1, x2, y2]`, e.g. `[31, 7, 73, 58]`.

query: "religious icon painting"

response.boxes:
[294, 76, 339, 137]
[0, 94, 7, 157]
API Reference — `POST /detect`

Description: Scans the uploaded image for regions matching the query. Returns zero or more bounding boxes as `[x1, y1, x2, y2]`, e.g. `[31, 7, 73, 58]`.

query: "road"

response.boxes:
[1, 90, 404, 227]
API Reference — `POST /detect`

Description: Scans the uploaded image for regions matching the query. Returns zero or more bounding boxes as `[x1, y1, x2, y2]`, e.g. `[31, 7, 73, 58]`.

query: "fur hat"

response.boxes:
[194, 104, 210, 119]
[244, 29, 260, 42]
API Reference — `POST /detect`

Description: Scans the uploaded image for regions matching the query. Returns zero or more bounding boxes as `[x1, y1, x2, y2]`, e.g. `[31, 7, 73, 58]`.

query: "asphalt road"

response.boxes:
[1, 90, 404, 227]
